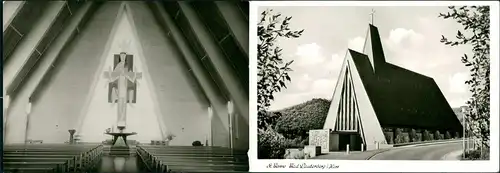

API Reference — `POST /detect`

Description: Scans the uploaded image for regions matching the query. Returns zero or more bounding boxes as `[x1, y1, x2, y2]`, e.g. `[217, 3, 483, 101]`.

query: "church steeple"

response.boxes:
[362, 9, 386, 73]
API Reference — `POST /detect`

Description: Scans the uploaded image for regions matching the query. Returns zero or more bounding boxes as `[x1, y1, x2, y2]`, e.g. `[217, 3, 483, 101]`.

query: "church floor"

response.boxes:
[98, 155, 139, 172]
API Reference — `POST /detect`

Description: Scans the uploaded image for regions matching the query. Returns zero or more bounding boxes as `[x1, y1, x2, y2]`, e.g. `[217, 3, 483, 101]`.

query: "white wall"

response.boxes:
[5, 2, 212, 146]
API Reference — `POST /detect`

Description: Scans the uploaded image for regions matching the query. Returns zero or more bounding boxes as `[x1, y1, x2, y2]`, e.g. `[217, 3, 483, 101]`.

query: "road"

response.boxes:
[370, 141, 462, 160]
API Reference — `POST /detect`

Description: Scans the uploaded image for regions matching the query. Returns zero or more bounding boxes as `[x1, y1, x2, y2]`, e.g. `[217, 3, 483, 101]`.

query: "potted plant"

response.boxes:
[164, 133, 176, 146]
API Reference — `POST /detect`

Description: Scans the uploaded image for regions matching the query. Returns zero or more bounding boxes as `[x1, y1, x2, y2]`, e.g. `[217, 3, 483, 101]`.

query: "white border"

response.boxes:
[249, 1, 499, 172]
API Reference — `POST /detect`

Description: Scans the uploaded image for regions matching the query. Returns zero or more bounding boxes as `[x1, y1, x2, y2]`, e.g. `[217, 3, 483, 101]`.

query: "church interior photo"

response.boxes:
[3, 1, 249, 172]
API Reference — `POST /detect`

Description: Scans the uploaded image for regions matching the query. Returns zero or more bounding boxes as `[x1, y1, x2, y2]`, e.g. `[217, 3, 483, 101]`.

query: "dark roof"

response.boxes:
[348, 25, 463, 132]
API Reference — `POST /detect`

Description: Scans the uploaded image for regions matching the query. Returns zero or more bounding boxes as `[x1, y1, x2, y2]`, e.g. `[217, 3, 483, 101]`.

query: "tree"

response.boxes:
[445, 131, 452, 139]
[257, 9, 304, 129]
[423, 130, 432, 141]
[409, 129, 417, 142]
[439, 6, 490, 149]
[434, 130, 442, 140]
[394, 128, 405, 144]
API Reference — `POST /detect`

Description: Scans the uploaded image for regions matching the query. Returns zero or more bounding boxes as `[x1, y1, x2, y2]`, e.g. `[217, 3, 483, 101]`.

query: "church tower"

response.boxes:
[363, 24, 387, 73]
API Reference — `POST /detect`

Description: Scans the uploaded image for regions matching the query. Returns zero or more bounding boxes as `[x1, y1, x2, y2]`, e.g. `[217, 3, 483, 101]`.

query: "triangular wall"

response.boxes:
[78, 3, 164, 142]
[4, 2, 211, 145]
[3, 1, 249, 148]
[323, 50, 388, 150]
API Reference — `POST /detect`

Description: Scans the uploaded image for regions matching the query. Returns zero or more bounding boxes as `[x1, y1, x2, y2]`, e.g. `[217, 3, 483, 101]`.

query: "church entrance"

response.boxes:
[337, 132, 363, 151]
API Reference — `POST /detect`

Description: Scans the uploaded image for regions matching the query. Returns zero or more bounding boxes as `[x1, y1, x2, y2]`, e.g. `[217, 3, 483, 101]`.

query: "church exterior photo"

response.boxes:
[309, 23, 464, 152]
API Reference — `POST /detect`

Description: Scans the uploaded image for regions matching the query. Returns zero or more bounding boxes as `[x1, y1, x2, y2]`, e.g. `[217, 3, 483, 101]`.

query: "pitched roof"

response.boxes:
[349, 24, 463, 132]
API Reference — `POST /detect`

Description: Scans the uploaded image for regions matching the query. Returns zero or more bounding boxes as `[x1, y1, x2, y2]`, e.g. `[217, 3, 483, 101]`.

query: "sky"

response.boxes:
[258, 6, 474, 111]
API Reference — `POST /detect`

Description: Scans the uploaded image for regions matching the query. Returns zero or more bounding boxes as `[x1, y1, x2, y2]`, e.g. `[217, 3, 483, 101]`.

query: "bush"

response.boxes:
[445, 131, 452, 139]
[192, 141, 203, 146]
[394, 128, 407, 144]
[300, 136, 309, 146]
[384, 132, 394, 144]
[463, 147, 489, 160]
[258, 128, 300, 159]
[434, 130, 442, 140]
[423, 130, 432, 141]
[415, 133, 422, 142]
[409, 129, 417, 142]
[403, 133, 410, 143]
[455, 132, 460, 139]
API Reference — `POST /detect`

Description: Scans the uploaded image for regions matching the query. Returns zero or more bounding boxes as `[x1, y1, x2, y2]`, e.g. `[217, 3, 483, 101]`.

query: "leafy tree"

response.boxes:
[266, 112, 283, 129]
[258, 127, 294, 159]
[409, 129, 417, 142]
[423, 130, 432, 141]
[439, 6, 490, 149]
[434, 130, 442, 140]
[445, 131, 452, 139]
[257, 9, 304, 129]
[394, 128, 405, 144]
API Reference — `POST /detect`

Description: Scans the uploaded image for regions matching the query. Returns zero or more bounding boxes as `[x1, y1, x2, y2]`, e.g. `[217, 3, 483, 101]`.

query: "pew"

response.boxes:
[3, 144, 104, 173]
[136, 145, 249, 173]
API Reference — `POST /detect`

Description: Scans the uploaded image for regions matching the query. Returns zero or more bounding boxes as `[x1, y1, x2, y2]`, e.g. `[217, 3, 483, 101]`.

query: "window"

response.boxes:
[38, 6, 71, 54]
[3, 27, 23, 61]
[236, 1, 249, 21]
[11, 1, 47, 35]
[184, 68, 210, 105]
[219, 36, 249, 93]
[162, 2, 180, 21]
[201, 58, 230, 101]
[234, 106, 239, 139]
[7, 52, 41, 95]
[66, 0, 84, 13]
[175, 12, 206, 60]
[190, 2, 230, 42]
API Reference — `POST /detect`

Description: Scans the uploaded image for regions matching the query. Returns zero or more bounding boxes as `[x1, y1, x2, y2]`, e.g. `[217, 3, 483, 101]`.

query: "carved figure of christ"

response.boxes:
[103, 53, 142, 130]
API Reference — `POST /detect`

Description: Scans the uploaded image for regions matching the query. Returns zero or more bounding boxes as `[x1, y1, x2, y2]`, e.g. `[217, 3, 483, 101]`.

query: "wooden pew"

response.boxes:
[136, 145, 249, 173]
[3, 144, 104, 172]
[3, 167, 55, 173]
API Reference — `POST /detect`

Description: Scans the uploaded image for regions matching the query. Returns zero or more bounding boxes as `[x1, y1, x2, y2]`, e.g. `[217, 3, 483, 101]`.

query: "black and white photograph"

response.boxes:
[3, 1, 249, 172]
[253, 1, 498, 172]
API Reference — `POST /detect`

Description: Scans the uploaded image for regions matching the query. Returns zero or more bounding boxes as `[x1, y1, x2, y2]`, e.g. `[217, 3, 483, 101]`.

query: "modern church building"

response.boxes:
[320, 23, 464, 151]
[3, 0, 249, 151]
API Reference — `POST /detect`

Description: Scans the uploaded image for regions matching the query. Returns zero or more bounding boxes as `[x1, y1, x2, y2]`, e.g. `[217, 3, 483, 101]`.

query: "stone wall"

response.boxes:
[309, 129, 331, 153]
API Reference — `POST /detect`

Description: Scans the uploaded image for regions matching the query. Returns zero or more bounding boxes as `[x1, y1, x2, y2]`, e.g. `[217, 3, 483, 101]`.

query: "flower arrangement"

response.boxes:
[165, 133, 176, 142]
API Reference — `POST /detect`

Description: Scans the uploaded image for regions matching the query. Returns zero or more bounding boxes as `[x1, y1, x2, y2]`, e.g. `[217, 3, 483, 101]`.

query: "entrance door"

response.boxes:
[350, 134, 362, 151]
[338, 133, 362, 151]
[338, 133, 350, 151]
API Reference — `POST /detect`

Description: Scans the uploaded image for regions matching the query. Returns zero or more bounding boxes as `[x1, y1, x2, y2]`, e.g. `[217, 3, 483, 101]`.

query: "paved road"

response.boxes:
[370, 141, 462, 160]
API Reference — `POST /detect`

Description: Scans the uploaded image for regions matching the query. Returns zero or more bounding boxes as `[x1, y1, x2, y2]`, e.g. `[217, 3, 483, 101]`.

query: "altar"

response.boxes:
[103, 51, 142, 155]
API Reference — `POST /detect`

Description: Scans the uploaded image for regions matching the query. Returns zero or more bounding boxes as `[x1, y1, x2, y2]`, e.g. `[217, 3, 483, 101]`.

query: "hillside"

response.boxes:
[273, 98, 331, 139]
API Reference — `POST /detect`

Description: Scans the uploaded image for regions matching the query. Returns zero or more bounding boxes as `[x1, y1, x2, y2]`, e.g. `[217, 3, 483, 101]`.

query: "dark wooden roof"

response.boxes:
[348, 25, 463, 133]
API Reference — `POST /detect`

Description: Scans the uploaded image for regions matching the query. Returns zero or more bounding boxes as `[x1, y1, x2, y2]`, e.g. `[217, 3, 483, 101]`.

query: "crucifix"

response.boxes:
[103, 52, 142, 147]
[369, 9, 376, 25]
